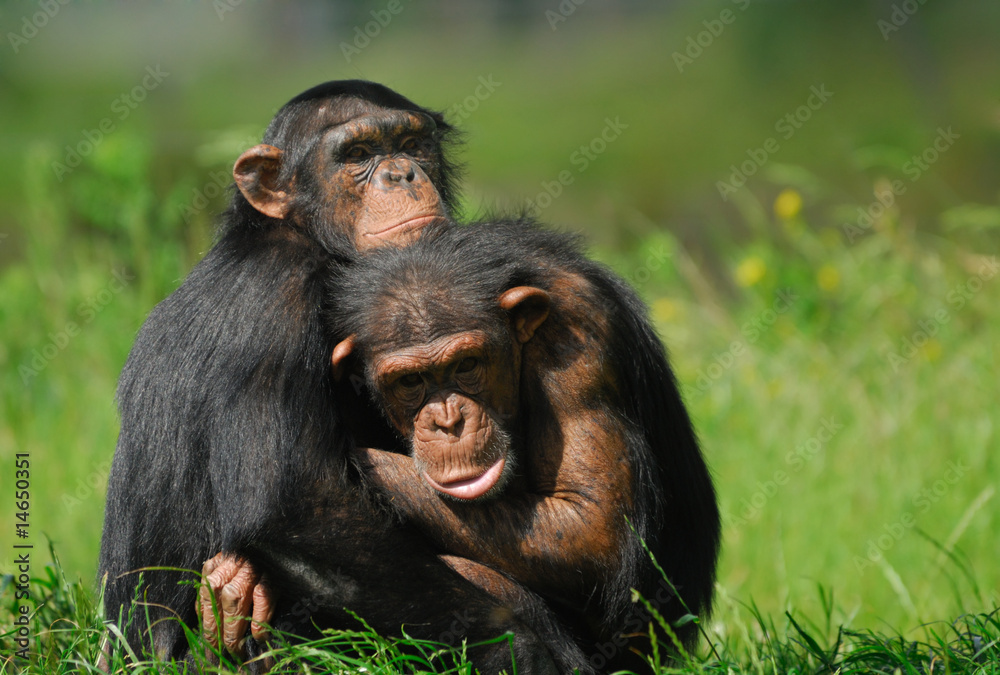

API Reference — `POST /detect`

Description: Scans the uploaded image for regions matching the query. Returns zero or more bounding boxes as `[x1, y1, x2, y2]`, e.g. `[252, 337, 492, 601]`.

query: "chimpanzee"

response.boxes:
[98, 81, 586, 674]
[212, 219, 721, 672]
[325, 220, 721, 671]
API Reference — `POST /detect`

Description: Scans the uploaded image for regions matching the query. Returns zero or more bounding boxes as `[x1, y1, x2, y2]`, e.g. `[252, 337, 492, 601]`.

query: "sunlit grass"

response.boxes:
[3, 123, 999, 653]
[2, 6, 999, 667]
[3, 549, 998, 674]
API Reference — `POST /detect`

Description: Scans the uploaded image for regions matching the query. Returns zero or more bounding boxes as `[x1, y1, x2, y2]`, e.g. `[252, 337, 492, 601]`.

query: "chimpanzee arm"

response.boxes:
[99, 229, 339, 662]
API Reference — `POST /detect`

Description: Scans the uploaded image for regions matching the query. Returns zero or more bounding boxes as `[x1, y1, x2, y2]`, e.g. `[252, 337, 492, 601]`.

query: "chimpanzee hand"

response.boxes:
[199, 552, 275, 657]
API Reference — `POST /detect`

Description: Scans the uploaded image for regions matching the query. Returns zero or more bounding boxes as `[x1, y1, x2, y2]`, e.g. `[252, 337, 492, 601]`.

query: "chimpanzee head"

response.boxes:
[230, 80, 461, 251]
[327, 224, 551, 501]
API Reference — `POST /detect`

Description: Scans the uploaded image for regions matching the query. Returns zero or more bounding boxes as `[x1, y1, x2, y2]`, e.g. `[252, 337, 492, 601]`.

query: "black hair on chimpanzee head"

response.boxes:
[326, 219, 584, 358]
[224, 80, 463, 241]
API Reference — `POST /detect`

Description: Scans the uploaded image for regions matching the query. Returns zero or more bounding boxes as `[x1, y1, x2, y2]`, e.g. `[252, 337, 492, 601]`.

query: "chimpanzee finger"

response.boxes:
[198, 575, 219, 648]
[200, 553, 241, 649]
[219, 562, 259, 655]
[250, 576, 275, 642]
[199, 553, 229, 648]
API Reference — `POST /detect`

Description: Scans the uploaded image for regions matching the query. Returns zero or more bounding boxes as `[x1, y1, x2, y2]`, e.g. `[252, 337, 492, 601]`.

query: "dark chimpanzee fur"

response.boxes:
[325, 219, 721, 673]
[98, 82, 586, 674]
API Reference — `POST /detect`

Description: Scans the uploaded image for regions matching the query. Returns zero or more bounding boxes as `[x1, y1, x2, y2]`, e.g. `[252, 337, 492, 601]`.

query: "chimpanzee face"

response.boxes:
[371, 329, 518, 501]
[233, 104, 449, 250]
[310, 109, 448, 249]
[332, 286, 551, 501]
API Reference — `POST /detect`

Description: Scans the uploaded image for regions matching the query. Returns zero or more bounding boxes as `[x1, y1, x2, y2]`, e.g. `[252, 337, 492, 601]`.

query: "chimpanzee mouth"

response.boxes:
[368, 214, 447, 240]
[423, 457, 506, 501]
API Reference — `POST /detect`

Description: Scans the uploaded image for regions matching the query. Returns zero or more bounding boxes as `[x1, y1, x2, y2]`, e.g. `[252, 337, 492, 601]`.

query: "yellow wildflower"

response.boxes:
[922, 339, 943, 362]
[652, 297, 679, 322]
[735, 256, 767, 287]
[774, 188, 803, 220]
[817, 264, 840, 292]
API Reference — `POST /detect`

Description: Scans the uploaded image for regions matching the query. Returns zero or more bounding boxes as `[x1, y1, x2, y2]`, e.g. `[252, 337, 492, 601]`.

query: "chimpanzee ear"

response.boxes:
[499, 286, 550, 344]
[331, 336, 357, 381]
[233, 144, 292, 219]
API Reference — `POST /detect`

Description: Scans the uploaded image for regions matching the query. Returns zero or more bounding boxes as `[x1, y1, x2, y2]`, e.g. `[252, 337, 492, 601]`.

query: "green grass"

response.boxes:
[2, 3, 999, 672]
[5, 120, 998, 645]
[2, 130, 997, 673]
[3, 548, 998, 673]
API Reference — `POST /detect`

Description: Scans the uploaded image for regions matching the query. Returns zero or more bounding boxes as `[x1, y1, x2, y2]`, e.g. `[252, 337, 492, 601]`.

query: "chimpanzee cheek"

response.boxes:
[322, 173, 361, 225]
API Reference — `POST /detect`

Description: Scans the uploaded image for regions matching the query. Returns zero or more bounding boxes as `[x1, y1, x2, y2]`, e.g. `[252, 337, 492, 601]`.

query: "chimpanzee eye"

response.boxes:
[456, 357, 478, 374]
[399, 137, 420, 153]
[345, 145, 371, 160]
[398, 373, 423, 388]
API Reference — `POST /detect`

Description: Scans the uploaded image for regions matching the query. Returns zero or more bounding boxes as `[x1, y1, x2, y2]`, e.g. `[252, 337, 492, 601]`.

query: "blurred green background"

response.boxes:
[1, 0, 998, 642]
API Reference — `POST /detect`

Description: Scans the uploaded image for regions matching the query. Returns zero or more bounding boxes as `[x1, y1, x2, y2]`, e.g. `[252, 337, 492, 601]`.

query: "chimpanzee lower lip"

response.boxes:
[368, 214, 445, 239]
[423, 457, 505, 501]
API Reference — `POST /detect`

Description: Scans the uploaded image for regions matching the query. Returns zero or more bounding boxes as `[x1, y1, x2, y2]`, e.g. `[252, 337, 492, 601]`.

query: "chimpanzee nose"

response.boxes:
[382, 159, 416, 184]
[429, 398, 463, 435]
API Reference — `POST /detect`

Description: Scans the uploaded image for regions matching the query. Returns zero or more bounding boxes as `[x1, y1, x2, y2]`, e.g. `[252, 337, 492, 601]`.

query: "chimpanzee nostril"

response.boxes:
[381, 160, 415, 184]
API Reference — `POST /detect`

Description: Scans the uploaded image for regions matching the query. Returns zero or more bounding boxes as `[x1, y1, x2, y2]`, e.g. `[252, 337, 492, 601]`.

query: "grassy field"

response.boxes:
[3, 550, 999, 673]
[2, 2, 999, 672]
